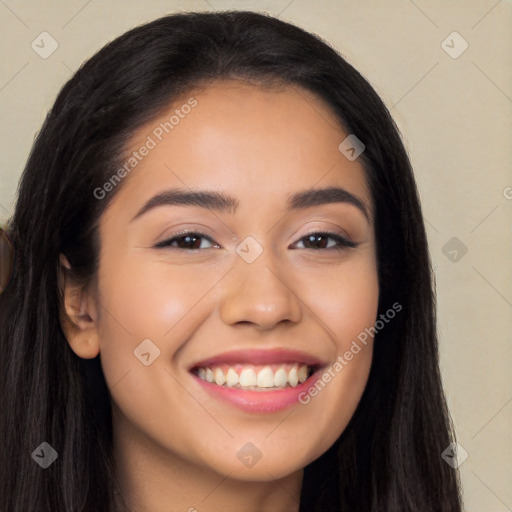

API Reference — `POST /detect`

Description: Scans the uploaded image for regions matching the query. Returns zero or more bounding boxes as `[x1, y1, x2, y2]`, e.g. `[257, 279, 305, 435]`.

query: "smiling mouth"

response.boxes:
[191, 363, 318, 391]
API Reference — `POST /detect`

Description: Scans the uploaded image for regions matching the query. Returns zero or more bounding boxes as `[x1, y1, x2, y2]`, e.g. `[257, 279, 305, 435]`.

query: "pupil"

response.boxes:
[184, 235, 199, 248]
[308, 234, 326, 249]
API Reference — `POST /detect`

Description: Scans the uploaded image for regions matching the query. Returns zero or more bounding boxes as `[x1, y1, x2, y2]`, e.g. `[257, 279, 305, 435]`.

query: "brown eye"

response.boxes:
[154, 231, 218, 250]
[292, 231, 357, 251]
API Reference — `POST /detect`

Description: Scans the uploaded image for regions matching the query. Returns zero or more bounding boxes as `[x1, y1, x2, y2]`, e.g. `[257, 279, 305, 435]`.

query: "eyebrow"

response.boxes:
[130, 186, 370, 223]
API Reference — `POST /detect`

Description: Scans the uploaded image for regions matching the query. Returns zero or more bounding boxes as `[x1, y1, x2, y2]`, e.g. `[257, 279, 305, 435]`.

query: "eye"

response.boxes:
[291, 231, 358, 251]
[154, 231, 219, 250]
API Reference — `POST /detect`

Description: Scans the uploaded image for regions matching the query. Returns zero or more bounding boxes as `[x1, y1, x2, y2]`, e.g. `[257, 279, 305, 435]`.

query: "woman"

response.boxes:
[0, 10, 462, 511]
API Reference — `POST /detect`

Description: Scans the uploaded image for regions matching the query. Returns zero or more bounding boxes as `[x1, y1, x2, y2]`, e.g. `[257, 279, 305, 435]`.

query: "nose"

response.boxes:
[218, 250, 303, 330]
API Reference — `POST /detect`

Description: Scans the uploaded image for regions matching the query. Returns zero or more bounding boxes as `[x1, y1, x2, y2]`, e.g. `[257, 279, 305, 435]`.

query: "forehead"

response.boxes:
[106, 78, 372, 219]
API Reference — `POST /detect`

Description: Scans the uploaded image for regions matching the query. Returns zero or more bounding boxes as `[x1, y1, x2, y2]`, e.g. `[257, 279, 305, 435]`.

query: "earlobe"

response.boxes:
[58, 254, 100, 359]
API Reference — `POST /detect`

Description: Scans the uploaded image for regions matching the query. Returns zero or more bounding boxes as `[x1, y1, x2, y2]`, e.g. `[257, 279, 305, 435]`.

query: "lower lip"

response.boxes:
[191, 371, 320, 413]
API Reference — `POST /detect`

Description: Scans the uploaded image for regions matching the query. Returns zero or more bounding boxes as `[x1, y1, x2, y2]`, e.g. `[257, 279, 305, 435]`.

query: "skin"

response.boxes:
[60, 78, 379, 512]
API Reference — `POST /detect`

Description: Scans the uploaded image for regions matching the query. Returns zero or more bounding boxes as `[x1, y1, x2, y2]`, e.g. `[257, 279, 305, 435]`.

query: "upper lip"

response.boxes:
[189, 348, 327, 370]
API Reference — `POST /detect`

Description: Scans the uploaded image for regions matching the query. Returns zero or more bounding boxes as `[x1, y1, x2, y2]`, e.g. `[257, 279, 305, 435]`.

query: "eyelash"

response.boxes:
[154, 230, 358, 251]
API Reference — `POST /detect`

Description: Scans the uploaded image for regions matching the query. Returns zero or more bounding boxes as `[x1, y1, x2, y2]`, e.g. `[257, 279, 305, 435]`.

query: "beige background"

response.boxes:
[1, 1, 511, 510]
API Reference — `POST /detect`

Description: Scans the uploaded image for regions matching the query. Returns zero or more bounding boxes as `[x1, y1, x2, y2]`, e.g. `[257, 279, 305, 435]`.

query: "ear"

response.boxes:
[58, 254, 100, 359]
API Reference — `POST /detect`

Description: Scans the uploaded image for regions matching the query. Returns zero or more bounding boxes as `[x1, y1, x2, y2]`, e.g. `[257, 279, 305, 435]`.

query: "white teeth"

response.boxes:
[288, 367, 299, 387]
[214, 368, 225, 386]
[239, 368, 257, 387]
[226, 368, 239, 387]
[256, 366, 275, 388]
[274, 368, 288, 387]
[298, 365, 308, 383]
[196, 363, 312, 389]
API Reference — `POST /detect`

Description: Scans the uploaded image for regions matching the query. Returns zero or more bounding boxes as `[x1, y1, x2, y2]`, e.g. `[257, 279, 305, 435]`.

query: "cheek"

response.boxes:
[93, 254, 225, 386]
[298, 257, 380, 344]
[92, 257, 215, 449]
[96, 255, 214, 336]
[291, 256, 379, 443]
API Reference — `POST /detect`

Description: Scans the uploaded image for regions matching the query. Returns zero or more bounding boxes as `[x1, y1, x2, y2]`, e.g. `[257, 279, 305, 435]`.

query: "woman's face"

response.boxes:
[82, 79, 378, 481]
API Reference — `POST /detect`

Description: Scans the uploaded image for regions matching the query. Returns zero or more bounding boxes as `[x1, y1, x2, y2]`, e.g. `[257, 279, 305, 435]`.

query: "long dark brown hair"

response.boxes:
[0, 10, 462, 511]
